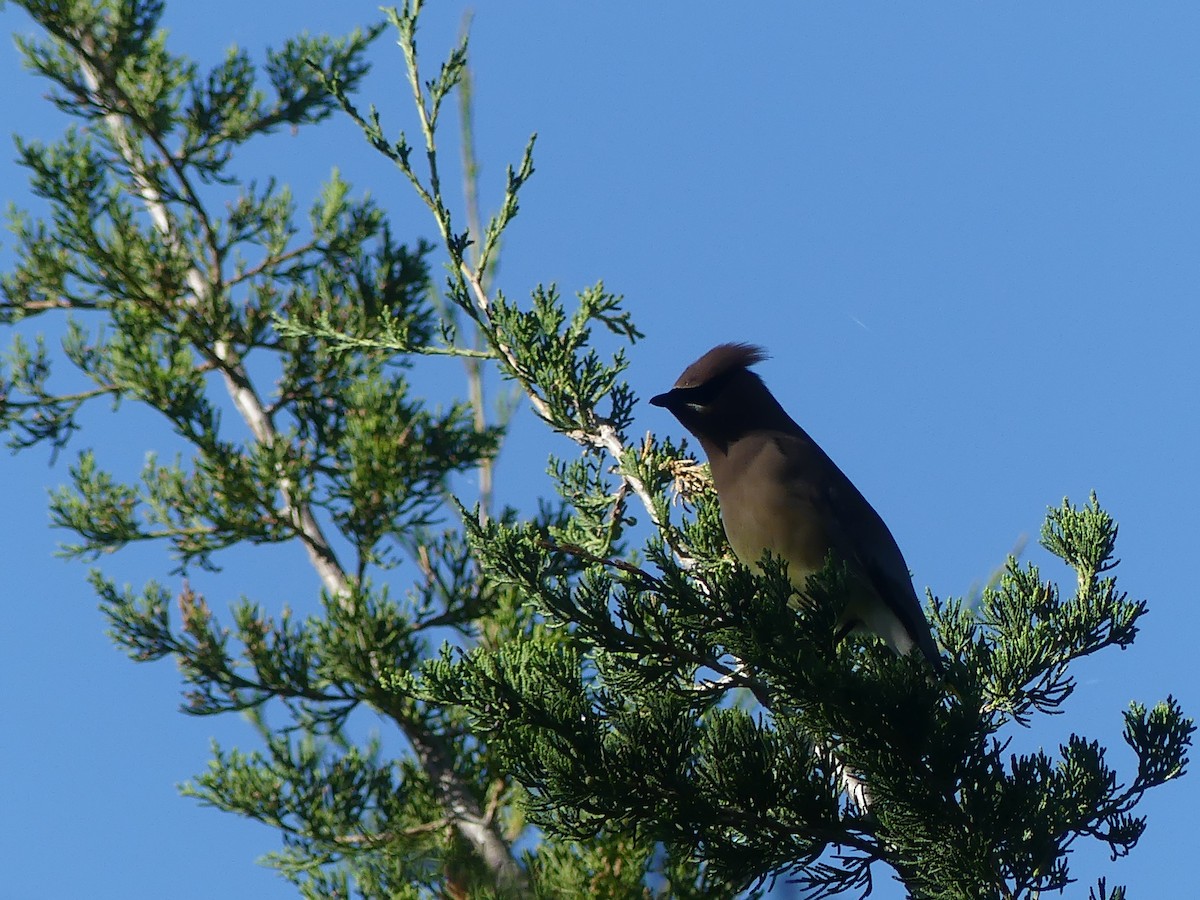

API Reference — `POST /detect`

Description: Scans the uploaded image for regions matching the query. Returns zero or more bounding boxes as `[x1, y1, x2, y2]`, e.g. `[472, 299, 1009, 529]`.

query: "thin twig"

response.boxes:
[537, 538, 665, 591]
[455, 21, 496, 525]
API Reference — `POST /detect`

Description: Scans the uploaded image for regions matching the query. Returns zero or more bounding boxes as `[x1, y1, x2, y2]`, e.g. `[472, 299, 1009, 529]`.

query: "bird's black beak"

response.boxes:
[649, 390, 674, 408]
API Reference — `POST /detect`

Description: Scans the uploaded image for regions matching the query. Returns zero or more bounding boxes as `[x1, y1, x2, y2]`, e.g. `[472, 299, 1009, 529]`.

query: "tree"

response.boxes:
[1, 2, 1191, 899]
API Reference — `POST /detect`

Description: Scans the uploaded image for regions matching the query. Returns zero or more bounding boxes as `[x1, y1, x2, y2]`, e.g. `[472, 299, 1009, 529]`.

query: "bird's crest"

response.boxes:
[675, 343, 768, 388]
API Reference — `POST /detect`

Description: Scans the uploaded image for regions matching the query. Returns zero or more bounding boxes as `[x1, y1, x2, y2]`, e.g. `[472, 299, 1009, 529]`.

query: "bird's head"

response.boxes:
[650, 343, 788, 450]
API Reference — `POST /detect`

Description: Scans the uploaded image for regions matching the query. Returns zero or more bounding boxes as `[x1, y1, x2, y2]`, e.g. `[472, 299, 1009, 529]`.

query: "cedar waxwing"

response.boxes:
[650, 343, 942, 672]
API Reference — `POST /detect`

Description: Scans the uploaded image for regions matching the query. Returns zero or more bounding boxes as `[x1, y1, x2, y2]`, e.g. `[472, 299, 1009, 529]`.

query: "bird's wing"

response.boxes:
[777, 434, 942, 669]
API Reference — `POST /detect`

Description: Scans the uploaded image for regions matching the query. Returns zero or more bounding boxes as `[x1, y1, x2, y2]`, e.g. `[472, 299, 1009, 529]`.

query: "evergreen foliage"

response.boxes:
[2, 1, 1191, 897]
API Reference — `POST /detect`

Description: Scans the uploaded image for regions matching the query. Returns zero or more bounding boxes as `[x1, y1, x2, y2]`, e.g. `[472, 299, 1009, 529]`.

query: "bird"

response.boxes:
[649, 343, 942, 672]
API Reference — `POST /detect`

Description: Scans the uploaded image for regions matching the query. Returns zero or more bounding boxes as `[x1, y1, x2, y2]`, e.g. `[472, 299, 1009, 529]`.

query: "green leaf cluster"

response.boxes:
[440, 478, 1193, 897]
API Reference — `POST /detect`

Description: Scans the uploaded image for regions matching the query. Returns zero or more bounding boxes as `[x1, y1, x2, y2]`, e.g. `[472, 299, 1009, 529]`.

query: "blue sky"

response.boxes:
[2, 3, 1197, 897]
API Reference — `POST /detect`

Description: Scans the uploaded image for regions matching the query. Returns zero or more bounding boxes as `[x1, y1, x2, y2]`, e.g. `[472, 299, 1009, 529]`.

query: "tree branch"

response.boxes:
[65, 29, 526, 891]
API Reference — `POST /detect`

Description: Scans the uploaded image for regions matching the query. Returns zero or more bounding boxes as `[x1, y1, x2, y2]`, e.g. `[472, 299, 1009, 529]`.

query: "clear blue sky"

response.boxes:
[2, 3, 1197, 897]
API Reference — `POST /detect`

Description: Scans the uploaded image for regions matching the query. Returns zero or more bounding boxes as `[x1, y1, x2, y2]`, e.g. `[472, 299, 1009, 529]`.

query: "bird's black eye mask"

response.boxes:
[652, 368, 737, 411]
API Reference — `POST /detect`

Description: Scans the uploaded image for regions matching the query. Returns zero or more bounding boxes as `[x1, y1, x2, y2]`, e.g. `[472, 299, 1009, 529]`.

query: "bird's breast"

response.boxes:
[715, 438, 829, 586]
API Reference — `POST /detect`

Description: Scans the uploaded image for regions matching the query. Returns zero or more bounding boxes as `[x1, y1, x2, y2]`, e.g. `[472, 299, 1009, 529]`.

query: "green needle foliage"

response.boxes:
[2, 2, 1191, 899]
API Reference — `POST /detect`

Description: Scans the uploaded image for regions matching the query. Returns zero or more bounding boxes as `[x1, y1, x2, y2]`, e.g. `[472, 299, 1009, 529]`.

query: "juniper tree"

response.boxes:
[0, 1, 728, 896]
[1, 2, 1192, 899]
